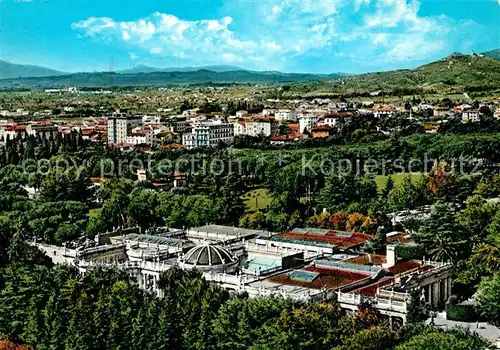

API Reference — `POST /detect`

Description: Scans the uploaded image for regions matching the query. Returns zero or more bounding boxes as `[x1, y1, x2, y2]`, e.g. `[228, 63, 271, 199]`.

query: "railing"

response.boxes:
[78, 243, 125, 256]
[241, 265, 283, 277]
[337, 291, 408, 313]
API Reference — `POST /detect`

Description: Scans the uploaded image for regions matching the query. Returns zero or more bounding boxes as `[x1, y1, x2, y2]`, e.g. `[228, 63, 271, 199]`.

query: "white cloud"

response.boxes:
[71, 17, 116, 36]
[129, 52, 138, 60]
[72, 1, 469, 69]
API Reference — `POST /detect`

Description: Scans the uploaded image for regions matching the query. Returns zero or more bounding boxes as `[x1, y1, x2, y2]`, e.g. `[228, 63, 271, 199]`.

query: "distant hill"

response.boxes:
[482, 49, 500, 61]
[118, 64, 247, 74]
[322, 53, 500, 92]
[1, 52, 499, 90]
[0, 60, 64, 79]
[0, 69, 335, 88]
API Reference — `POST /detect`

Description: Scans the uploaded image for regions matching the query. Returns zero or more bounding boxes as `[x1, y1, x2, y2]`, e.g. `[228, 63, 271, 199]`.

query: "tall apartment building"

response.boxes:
[183, 120, 234, 149]
[107, 113, 142, 144]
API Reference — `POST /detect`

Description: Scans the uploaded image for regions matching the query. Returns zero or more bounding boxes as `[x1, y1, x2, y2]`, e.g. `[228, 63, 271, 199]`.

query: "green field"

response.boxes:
[242, 175, 424, 211]
[243, 188, 271, 212]
[89, 208, 102, 218]
[375, 172, 425, 192]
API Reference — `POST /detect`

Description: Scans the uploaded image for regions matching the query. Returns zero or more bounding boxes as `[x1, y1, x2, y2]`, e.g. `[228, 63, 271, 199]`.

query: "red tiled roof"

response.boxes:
[352, 276, 395, 296]
[387, 260, 432, 275]
[159, 143, 183, 149]
[281, 230, 373, 249]
[346, 254, 386, 266]
[312, 124, 329, 131]
[81, 129, 96, 136]
[270, 132, 304, 142]
[268, 265, 370, 290]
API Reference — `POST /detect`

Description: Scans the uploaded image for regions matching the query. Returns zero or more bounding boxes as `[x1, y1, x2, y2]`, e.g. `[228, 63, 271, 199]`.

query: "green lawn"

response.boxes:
[243, 188, 271, 212]
[375, 172, 425, 193]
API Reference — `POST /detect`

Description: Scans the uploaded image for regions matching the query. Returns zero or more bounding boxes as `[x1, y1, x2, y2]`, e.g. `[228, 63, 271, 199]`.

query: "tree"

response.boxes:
[416, 202, 465, 262]
[381, 176, 395, 198]
[396, 328, 488, 350]
[476, 273, 500, 326]
[428, 161, 454, 198]
[339, 326, 398, 350]
[406, 289, 428, 324]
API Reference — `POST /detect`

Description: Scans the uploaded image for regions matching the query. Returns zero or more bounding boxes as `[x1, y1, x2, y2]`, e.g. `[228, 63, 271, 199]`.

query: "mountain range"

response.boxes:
[0, 60, 65, 80]
[0, 49, 499, 88]
[117, 64, 247, 74]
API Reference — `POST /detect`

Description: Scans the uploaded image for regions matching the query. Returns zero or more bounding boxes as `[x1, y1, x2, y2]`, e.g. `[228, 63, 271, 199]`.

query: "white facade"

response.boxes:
[183, 120, 234, 149]
[107, 114, 142, 144]
[126, 133, 148, 145]
[323, 113, 352, 127]
[462, 110, 481, 123]
[495, 109, 500, 119]
[235, 110, 248, 118]
[298, 114, 320, 133]
[234, 120, 278, 137]
[262, 108, 277, 116]
[372, 108, 395, 118]
[274, 109, 297, 122]
[234, 122, 245, 136]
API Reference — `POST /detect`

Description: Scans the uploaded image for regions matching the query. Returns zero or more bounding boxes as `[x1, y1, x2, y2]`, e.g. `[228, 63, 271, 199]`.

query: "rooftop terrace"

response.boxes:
[268, 265, 371, 290]
[282, 228, 372, 249]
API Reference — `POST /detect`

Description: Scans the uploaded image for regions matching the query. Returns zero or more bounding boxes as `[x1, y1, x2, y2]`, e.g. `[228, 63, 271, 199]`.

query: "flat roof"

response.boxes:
[188, 225, 266, 237]
[352, 276, 395, 296]
[268, 265, 370, 290]
[281, 229, 372, 249]
[346, 254, 386, 266]
[124, 234, 192, 248]
[260, 235, 336, 249]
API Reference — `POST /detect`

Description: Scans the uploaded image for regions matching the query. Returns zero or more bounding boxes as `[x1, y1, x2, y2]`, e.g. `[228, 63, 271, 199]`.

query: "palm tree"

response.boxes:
[471, 243, 500, 272]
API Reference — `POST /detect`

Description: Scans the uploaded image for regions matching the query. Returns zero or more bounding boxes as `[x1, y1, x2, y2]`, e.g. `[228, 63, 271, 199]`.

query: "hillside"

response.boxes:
[0, 69, 332, 88]
[118, 64, 246, 74]
[1, 53, 499, 91]
[321, 54, 500, 93]
[482, 49, 500, 61]
[0, 60, 64, 79]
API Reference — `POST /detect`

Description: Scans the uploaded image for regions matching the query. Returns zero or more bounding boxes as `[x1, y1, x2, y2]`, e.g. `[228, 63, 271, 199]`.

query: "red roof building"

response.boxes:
[280, 228, 373, 250]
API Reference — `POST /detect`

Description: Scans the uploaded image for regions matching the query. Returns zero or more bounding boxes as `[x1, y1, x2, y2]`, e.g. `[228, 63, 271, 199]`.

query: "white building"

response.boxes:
[234, 119, 279, 137]
[183, 120, 234, 149]
[323, 112, 353, 127]
[182, 133, 195, 149]
[262, 108, 277, 116]
[235, 110, 248, 118]
[107, 113, 142, 144]
[462, 109, 481, 123]
[126, 132, 148, 145]
[371, 107, 395, 118]
[142, 115, 162, 124]
[274, 109, 297, 122]
[298, 114, 321, 133]
[495, 108, 500, 119]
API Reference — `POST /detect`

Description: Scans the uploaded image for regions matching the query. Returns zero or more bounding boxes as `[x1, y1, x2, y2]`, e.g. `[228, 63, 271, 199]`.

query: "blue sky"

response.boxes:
[0, 0, 499, 73]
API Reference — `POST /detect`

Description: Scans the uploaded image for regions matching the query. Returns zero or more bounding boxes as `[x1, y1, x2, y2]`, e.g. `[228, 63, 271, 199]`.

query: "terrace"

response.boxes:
[351, 276, 396, 296]
[346, 254, 386, 266]
[281, 228, 373, 250]
[267, 264, 371, 291]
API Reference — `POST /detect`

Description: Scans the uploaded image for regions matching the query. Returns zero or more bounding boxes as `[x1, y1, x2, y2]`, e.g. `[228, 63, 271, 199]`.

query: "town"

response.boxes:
[1, 86, 499, 151]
